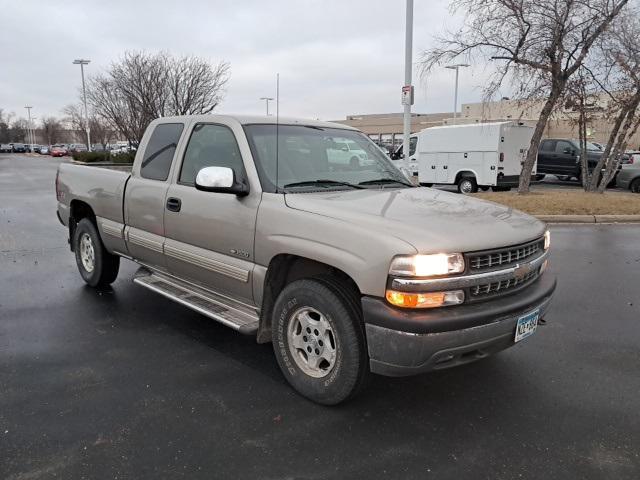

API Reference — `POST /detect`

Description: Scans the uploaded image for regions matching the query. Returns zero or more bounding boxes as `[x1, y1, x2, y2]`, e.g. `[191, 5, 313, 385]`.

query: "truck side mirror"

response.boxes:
[195, 166, 249, 196]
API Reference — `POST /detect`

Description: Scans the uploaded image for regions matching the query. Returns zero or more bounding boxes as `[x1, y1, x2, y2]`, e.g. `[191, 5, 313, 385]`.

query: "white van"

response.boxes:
[416, 122, 535, 193]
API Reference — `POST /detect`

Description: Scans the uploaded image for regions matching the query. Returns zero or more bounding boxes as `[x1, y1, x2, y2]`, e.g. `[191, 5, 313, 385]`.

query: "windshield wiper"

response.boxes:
[358, 178, 414, 187]
[283, 179, 365, 190]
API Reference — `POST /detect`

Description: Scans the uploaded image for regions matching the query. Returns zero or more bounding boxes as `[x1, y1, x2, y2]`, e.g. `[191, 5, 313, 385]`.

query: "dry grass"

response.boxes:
[472, 189, 640, 215]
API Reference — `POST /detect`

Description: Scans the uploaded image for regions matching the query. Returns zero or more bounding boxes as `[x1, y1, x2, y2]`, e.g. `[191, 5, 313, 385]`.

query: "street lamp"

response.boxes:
[24, 106, 34, 151]
[73, 58, 91, 151]
[402, 0, 414, 173]
[445, 64, 470, 123]
[31, 117, 37, 149]
[260, 97, 274, 116]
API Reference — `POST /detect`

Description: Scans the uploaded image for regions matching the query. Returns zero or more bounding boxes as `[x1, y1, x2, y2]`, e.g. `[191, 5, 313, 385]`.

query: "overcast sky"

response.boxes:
[0, 0, 493, 122]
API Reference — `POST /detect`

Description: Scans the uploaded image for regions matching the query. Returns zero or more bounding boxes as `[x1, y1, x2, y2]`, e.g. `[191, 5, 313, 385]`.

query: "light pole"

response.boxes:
[73, 59, 91, 151]
[445, 64, 469, 123]
[402, 0, 414, 173]
[24, 106, 34, 151]
[260, 97, 274, 116]
[31, 117, 37, 148]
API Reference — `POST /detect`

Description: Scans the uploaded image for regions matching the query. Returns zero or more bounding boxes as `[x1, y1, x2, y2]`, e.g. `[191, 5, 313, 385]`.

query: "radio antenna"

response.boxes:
[275, 73, 280, 193]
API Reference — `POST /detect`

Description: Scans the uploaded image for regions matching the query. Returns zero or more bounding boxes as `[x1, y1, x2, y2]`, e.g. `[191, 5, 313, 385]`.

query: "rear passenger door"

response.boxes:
[537, 140, 556, 173]
[124, 122, 185, 271]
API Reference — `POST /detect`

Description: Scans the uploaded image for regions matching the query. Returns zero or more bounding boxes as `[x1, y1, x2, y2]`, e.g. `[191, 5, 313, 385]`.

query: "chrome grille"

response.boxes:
[469, 269, 539, 298]
[467, 238, 543, 272]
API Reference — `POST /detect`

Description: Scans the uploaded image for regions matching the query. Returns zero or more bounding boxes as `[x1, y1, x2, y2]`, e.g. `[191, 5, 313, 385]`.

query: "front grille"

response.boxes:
[467, 238, 544, 272]
[469, 269, 539, 299]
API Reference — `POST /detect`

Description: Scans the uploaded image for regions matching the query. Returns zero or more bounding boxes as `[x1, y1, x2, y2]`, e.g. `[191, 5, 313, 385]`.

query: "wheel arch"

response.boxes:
[453, 170, 478, 184]
[256, 254, 362, 344]
[68, 200, 97, 251]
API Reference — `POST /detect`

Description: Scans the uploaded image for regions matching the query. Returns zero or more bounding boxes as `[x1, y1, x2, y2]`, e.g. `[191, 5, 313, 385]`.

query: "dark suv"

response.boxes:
[12, 143, 27, 153]
[537, 139, 628, 181]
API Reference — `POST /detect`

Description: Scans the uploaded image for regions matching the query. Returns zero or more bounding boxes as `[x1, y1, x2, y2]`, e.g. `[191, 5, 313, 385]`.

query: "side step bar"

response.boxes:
[133, 269, 259, 335]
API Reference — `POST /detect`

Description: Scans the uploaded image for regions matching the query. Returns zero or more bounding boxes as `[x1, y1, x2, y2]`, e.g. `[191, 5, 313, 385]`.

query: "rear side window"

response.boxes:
[540, 140, 556, 151]
[140, 123, 184, 181]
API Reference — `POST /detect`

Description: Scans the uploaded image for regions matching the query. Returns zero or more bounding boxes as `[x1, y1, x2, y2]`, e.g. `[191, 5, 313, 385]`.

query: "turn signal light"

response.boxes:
[385, 290, 464, 309]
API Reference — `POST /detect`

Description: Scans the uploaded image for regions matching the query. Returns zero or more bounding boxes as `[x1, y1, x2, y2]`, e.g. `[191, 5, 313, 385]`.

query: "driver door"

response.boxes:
[163, 122, 260, 304]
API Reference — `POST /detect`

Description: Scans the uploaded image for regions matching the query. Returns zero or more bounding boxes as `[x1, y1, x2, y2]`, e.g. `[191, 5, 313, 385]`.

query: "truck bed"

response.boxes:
[57, 161, 132, 226]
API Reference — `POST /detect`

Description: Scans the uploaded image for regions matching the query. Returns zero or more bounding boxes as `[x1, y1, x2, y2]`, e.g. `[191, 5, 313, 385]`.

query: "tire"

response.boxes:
[73, 218, 120, 287]
[271, 278, 368, 405]
[491, 186, 512, 192]
[630, 178, 640, 193]
[480, 186, 490, 191]
[457, 176, 478, 194]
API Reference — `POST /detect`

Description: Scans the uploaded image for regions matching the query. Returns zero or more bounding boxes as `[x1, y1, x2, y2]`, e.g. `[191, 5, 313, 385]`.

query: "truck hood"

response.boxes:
[284, 187, 545, 253]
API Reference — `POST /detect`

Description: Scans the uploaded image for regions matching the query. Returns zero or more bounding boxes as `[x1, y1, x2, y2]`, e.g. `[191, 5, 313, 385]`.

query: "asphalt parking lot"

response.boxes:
[1, 154, 639, 480]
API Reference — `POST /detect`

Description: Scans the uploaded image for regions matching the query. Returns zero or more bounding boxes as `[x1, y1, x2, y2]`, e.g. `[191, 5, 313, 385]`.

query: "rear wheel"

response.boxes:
[630, 178, 640, 193]
[271, 279, 368, 405]
[73, 218, 120, 287]
[457, 177, 478, 194]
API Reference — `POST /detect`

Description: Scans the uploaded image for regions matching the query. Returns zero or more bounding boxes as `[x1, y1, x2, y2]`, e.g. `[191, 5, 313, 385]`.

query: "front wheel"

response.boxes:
[73, 218, 120, 287]
[630, 178, 640, 193]
[271, 279, 368, 405]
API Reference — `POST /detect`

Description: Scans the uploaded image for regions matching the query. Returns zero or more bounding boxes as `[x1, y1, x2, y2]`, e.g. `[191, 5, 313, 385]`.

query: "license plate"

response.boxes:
[515, 309, 539, 343]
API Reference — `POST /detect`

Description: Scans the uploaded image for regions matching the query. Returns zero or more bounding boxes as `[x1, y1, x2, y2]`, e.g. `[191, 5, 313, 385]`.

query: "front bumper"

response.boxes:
[363, 274, 556, 376]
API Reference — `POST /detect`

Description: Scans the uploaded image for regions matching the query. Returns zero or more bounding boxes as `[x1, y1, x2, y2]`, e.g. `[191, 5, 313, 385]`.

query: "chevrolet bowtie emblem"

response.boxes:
[513, 263, 533, 280]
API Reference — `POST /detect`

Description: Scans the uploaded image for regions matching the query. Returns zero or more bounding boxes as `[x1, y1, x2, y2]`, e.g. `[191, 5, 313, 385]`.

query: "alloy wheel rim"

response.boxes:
[287, 307, 337, 378]
[80, 233, 95, 273]
[460, 180, 473, 194]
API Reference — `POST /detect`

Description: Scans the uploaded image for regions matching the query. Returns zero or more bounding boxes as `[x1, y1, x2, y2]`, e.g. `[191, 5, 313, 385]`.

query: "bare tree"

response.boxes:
[86, 51, 229, 144]
[41, 117, 62, 145]
[421, 0, 629, 193]
[587, 15, 640, 192]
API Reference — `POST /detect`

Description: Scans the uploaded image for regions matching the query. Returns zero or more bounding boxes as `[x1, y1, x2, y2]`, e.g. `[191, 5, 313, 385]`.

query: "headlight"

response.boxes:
[544, 230, 551, 250]
[389, 253, 465, 277]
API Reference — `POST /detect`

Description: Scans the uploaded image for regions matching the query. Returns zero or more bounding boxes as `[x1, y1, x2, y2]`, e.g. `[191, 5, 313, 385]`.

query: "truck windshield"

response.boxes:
[244, 124, 410, 192]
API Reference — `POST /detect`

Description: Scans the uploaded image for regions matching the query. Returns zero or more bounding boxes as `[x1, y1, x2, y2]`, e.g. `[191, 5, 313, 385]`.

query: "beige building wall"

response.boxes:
[334, 97, 640, 150]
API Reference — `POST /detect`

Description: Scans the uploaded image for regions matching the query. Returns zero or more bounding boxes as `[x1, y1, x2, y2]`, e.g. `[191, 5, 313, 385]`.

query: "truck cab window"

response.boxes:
[179, 124, 244, 185]
[140, 123, 184, 181]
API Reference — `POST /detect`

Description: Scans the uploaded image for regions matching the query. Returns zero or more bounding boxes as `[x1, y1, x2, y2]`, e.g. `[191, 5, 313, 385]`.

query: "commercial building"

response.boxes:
[334, 97, 640, 150]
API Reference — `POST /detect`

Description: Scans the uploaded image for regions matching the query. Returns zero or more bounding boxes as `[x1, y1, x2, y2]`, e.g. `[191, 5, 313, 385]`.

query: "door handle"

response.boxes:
[166, 197, 182, 212]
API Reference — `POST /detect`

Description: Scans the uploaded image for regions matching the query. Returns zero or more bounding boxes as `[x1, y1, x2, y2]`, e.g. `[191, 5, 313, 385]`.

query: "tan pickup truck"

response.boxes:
[56, 115, 556, 404]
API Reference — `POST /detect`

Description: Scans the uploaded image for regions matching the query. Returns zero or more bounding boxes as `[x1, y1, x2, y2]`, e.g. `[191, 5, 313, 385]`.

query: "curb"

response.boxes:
[536, 214, 640, 224]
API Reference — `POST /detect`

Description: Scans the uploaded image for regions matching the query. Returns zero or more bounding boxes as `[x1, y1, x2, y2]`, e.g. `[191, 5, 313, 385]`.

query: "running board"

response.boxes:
[133, 269, 259, 335]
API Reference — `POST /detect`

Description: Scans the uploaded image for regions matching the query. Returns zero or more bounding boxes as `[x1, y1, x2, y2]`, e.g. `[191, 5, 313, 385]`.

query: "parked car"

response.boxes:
[68, 144, 88, 153]
[55, 114, 556, 405]
[50, 146, 67, 157]
[616, 162, 640, 193]
[39, 146, 50, 155]
[12, 143, 27, 153]
[0, 144, 13, 153]
[538, 139, 629, 181]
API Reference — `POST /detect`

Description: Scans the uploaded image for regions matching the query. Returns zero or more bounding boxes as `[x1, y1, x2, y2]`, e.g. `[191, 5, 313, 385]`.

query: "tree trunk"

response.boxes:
[588, 95, 640, 190]
[518, 86, 563, 193]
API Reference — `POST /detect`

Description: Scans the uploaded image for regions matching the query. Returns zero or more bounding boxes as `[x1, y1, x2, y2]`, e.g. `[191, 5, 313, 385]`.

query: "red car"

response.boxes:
[50, 146, 67, 157]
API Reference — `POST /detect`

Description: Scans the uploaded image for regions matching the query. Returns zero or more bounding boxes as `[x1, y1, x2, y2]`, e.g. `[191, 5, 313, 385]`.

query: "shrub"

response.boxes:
[72, 150, 135, 164]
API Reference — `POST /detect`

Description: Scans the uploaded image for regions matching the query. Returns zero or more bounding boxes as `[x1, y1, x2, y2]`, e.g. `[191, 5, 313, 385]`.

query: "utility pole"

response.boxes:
[73, 59, 91, 151]
[402, 0, 414, 173]
[24, 106, 34, 151]
[445, 64, 469, 123]
[260, 97, 274, 116]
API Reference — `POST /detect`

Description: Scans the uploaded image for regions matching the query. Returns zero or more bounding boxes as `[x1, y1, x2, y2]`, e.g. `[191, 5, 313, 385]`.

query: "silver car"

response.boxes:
[617, 157, 640, 193]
